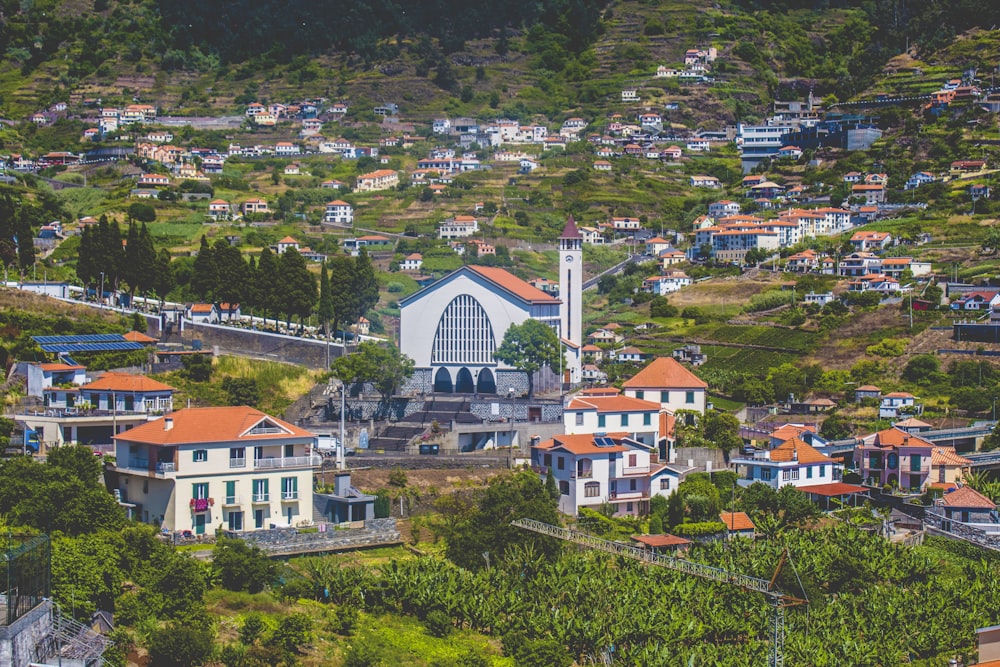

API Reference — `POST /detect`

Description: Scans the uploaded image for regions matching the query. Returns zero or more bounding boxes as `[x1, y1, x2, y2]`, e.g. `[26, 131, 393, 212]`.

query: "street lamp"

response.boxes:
[99, 272, 105, 306]
[338, 382, 347, 470]
[508, 387, 515, 468]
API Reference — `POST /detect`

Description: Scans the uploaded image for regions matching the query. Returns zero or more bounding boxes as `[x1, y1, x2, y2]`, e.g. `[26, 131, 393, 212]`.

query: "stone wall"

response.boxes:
[160, 320, 344, 369]
[468, 399, 563, 422]
[0, 601, 52, 667]
[239, 518, 401, 555]
[924, 509, 1000, 551]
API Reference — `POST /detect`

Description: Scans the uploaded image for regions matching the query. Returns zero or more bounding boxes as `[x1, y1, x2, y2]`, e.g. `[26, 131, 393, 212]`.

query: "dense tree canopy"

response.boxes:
[494, 319, 565, 397]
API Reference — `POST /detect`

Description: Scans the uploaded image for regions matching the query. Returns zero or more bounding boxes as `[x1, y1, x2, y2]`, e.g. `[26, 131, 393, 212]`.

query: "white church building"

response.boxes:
[399, 218, 584, 394]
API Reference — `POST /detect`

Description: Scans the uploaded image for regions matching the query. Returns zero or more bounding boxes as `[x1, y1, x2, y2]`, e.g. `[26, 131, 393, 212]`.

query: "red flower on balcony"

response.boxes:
[192, 498, 210, 512]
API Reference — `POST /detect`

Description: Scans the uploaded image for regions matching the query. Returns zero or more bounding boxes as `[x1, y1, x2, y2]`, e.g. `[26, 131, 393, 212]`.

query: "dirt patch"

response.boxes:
[804, 307, 910, 370]
[667, 275, 791, 309]
[345, 467, 501, 494]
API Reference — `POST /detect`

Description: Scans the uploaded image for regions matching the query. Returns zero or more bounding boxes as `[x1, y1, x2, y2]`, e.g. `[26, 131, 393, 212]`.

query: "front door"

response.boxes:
[194, 513, 206, 535]
[228, 511, 243, 532]
[254, 509, 265, 529]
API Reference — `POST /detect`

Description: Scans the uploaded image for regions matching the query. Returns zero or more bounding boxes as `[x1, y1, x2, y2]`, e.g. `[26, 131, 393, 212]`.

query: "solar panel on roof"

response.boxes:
[595, 437, 616, 448]
[33, 334, 128, 344]
[38, 342, 144, 353]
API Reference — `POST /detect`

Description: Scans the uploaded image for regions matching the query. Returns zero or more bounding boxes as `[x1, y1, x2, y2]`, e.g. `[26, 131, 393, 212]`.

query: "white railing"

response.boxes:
[156, 462, 176, 473]
[253, 455, 318, 469]
[281, 491, 299, 500]
[252, 493, 270, 503]
[229, 457, 246, 468]
[222, 496, 241, 506]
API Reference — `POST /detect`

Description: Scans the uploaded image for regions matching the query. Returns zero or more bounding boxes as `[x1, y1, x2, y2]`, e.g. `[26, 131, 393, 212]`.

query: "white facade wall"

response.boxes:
[624, 387, 706, 416]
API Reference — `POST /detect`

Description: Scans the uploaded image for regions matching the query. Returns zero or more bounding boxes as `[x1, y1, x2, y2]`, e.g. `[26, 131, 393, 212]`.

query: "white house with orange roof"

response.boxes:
[708, 200, 741, 219]
[188, 303, 220, 324]
[112, 406, 320, 534]
[563, 392, 664, 447]
[732, 437, 843, 490]
[879, 391, 920, 418]
[241, 198, 269, 216]
[356, 169, 399, 192]
[208, 199, 232, 221]
[645, 237, 672, 256]
[400, 253, 423, 271]
[323, 200, 353, 224]
[438, 215, 479, 239]
[850, 230, 892, 252]
[275, 236, 300, 254]
[622, 357, 708, 415]
[530, 432, 682, 516]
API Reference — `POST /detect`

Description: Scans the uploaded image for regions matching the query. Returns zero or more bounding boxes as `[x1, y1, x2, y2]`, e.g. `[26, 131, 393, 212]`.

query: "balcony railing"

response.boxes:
[571, 471, 594, 479]
[229, 458, 246, 468]
[222, 496, 241, 506]
[252, 493, 270, 503]
[126, 457, 149, 469]
[253, 455, 318, 469]
[156, 462, 176, 474]
[281, 491, 299, 501]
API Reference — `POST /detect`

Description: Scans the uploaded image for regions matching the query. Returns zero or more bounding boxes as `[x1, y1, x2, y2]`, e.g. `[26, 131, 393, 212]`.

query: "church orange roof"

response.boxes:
[467, 266, 559, 304]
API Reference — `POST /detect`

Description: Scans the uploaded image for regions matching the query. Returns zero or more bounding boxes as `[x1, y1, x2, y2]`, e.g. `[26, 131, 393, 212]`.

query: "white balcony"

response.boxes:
[281, 491, 299, 501]
[156, 462, 176, 474]
[252, 493, 270, 503]
[222, 496, 241, 506]
[253, 455, 319, 469]
[229, 458, 246, 468]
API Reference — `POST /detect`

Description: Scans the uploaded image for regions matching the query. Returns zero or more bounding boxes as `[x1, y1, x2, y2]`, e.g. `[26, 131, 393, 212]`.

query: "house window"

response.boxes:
[284, 444, 295, 458]
[643, 413, 652, 426]
[910, 455, 922, 472]
[584, 482, 600, 497]
[629, 479, 637, 491]
[782, 470, 791, 481]
[281, 477, 298, 500]
[192, 482, 208, 500]
[598, 415, 606, 428]
[227, 511, 243, 531]
[806, 467, 813, 479]
[819, 465, 826, 477]
[230, 447, 246, 468]
[761, 469, 772, 481]
[660, 478, 671, 490]
[789, 469, 799, 480]
[192, 449, 208, 462]
[685, 391, 695, 404]
[629, 454, 637, 467]
[635, 391, 644, 400]
[557, 457, 565, 470]
[575, 412, 584, 426]
[660, 391, 670, 403]
[225, 481, 236, 504]
[559, 481, 570, 496]
[621, 414, 629, 427]
[252, 479, 269, 502]
[626, 502, 633, 513]
[543, 453, 552, 467]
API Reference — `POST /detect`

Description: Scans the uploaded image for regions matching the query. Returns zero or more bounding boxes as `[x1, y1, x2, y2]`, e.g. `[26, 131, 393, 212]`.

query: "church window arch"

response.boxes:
[431, 295, 497, 365]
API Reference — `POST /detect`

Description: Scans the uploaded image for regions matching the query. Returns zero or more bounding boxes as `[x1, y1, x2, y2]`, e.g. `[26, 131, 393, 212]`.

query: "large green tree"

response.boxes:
[190, 235, 217, 301]
[443, 470, 561, 571]
[332, 341, 414, 404]
[494, 319, 565, 398]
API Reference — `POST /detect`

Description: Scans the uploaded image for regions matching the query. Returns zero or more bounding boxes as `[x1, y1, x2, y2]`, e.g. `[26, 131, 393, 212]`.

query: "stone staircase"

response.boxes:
[366, 397, 482, 452]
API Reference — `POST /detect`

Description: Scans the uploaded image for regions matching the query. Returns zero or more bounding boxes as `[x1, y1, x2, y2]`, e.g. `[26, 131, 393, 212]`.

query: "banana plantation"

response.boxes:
[290, 526, 1000, 666]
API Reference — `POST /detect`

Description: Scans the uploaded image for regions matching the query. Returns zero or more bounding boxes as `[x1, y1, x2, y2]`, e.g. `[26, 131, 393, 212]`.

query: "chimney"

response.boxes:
[164, 417, 173, 431]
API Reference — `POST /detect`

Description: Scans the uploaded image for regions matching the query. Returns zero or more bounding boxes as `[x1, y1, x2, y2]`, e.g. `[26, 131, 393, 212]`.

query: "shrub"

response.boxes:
[424, 609, 452, 638]
[388, 468, 408, 487]
[650, 296, 678, 318]
[866, 337, 908, 357]
[673, 521, 727, 537]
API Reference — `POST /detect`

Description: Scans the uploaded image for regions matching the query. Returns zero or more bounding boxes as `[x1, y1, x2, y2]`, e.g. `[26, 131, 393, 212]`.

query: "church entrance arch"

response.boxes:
[433, 368, 453, 393]
[455, 368, 475, 394]
[476, 368, 497, 394]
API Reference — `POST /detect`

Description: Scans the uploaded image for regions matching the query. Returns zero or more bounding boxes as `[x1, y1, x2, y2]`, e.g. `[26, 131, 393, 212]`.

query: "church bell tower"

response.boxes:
[559, 216, 583, 383]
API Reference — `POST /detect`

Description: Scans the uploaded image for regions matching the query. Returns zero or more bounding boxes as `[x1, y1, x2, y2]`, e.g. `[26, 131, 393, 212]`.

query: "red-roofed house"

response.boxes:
[113, 407, 319, 534]
[564, 394, 664, 447]
[187, 303, 220, 324]
[323, 200, 353, 224]
[720, 511, 756, 538]
[879, 392, 919, 419]
[732, 437, 843, 489]
[853, 427, 933, 490]
[622, 357, 708, 415]
[531, 432, 682, 516]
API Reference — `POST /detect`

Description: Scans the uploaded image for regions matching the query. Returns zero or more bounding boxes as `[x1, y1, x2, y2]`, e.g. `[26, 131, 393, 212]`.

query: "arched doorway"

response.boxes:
[455, 368, 475, 393]
[476, 368, 497, 394]
[433, 367, 453, 393]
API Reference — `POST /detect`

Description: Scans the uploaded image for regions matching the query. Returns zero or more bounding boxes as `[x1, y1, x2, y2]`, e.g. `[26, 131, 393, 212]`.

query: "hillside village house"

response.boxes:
[690, 174, 721, 188]
[531, 432, 681, 517]
[851, 231, 892, 252]
[113, 407, 319, 534]
[400, 253, 423, 271]
[879, 391, 920, 418]
[852, 183, 886, 205]
[208, 199, 232, 221]
[438, 215, 479, 239]
[853, 427, 944, 491]
[732, 437, 844, 489]
[242, 198, 269, 216]
[276, 237, 300, 254]
[356, 169, 399, 192]
[622, 357, 708, 416]
[643, 272, 691, 295]
[188, 303, 220, 324]
[562, 391, 665, 448]
[323, 200, 354, 224]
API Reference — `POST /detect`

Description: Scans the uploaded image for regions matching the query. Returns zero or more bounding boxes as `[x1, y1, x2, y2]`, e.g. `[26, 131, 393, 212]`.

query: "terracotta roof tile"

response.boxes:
[115, 406, 313, 445]
[871, 428, 934, 449]
[623, 357, 707, 390]
[632, 534, 691, 548]
[930, 447, 972, 466]
[566, 395, 661, 413]
[534, 432, 633, 455]
[768, 437, 832, 464]
[720, 512, 755, 531]
[82, 372, 173, 393]
[941, 486, 996, 509]
[123, 330, 157, 343]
